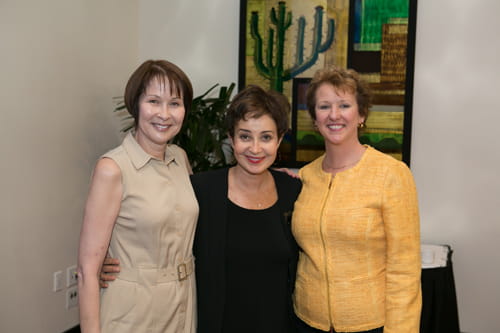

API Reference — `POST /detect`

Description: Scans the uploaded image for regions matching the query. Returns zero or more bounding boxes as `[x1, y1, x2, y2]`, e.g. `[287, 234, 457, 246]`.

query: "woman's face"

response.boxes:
[314, 83, 364, 147]
[135, 77, 185, 158]
[230, 114, 282, 176]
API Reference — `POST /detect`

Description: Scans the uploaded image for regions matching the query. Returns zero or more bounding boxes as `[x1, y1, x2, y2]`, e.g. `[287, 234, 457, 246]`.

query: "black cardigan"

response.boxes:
[191, 168, 302, 333]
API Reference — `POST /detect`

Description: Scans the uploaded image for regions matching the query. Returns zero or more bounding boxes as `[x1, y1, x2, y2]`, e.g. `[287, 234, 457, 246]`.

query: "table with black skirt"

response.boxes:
[420, 244, 461, 333]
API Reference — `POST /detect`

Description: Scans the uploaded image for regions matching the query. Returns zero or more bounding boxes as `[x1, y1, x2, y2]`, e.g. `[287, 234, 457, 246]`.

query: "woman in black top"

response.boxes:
[192, 85, 301, 333]
[192, 168, 300, 333]
[101, 85, 301, 333]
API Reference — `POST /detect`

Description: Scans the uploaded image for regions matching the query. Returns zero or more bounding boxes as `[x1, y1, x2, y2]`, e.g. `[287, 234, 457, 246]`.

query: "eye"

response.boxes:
[317, 104, 330, 110]
[339, 103, 351, 109]
[261, 134, 273, 142]
[148, 99, 160, 104]
[169, 101, 181, 107]
[239, 134, 251, 141]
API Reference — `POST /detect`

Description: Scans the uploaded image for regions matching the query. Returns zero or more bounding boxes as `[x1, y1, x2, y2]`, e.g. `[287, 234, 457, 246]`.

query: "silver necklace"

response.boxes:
[323, 159, 360, 170]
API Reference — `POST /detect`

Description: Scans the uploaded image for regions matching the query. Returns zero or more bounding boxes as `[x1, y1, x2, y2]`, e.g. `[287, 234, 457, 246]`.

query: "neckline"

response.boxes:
[226, 167, 278, 211]
[226, 197, 278, 212]
[319, 145, 370, 177]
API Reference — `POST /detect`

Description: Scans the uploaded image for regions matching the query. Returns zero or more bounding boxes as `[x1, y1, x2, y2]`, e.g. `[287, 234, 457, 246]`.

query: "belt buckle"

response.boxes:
[177, 263, 188, 281]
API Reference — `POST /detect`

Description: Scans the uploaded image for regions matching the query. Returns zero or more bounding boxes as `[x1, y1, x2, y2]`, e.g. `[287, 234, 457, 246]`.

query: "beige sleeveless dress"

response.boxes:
[100, 132, 199, 333]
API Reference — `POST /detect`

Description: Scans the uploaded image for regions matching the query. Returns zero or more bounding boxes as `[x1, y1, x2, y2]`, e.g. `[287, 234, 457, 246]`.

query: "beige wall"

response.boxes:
[1, 0, 499, 332]
[0, 0, 138, 332]
[137, 0, 240, 96]
[412, 1, 500, 332]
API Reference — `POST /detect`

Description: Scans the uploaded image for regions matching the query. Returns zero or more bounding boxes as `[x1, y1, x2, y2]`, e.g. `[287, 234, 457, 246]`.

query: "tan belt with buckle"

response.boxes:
[117, 257, 194, 284]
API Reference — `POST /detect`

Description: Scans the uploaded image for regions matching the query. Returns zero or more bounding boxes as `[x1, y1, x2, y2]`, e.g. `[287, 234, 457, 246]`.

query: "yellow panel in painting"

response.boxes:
[386, 152, 402, 160]
[297, 149, 324, 162]
[365, 106, 404, 133]
[297, 109, 314, 132]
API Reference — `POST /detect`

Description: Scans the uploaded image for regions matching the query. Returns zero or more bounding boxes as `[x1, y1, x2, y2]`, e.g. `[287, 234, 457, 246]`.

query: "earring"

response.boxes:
[358, 122, 365, 128]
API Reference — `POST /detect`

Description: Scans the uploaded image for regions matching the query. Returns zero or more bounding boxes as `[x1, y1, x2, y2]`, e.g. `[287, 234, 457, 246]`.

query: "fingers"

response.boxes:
[99, 270, 117, 289]
[100, 271, 118, 280]
[103, 257, 120, 265]
[101, 263, 120, 274]
[99, 257, 120, 289]
[273, 167, 300, 179]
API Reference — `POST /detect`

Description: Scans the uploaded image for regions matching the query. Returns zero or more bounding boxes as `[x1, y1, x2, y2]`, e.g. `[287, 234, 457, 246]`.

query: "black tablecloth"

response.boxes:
[420, 246, 461, 333]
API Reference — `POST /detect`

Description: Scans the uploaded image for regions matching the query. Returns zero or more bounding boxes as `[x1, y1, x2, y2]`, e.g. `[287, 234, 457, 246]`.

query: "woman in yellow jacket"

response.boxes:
[292, 67, 421, 333]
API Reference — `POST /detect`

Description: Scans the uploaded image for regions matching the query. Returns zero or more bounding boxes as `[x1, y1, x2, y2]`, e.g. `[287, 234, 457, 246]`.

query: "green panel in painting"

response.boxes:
[356, 0, 409, 51]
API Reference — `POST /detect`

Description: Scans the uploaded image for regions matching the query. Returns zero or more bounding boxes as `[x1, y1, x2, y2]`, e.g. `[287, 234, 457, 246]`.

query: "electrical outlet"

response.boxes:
[66, 286, 78, 309]
[53, 270, 63, 292]
[66, 265, 78, 287]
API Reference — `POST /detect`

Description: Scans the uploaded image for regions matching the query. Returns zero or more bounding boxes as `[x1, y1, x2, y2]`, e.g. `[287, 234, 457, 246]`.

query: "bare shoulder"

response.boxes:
[92, 157, 122, 183]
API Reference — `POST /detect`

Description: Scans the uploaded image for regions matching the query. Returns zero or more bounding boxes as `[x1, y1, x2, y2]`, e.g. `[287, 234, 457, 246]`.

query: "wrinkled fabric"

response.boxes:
[292, 146, 421, 333]
[100, 132, 199, 333]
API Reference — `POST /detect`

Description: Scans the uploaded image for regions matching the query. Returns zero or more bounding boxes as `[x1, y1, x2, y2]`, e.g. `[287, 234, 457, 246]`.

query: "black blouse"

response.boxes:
[222, 200, 292, 333]
[191, 168, 302, 333]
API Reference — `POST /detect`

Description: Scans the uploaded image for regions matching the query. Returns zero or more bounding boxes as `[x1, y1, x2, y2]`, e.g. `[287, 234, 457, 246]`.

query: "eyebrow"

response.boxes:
[318, 99, 351, 103]
[237, 129, 274, 134]
[144, 94, 182, 99]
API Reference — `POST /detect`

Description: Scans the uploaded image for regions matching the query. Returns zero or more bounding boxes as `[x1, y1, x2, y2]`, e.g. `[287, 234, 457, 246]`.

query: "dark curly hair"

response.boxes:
[225, 85, 290, 138]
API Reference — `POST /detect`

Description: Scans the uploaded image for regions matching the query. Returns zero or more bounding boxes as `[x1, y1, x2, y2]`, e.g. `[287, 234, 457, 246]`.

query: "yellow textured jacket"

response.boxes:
[292, 147, 421, 333]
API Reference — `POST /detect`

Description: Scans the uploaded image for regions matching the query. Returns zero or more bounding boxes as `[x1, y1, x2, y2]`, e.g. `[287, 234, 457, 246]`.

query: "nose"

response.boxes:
[328, 106, 341, 119]
[157, 104, 170, 119]
[249, 139, 262, 154]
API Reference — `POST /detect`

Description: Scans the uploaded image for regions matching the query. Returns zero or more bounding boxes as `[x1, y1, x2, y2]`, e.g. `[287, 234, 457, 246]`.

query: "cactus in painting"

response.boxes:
[250, 1, 335, 92]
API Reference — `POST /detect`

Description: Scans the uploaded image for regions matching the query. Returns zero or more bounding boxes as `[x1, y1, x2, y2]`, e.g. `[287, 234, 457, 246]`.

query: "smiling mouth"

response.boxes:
[246, 156, 264, 164]
[327, 124, 344, 130]
[153, 123, 171, 131]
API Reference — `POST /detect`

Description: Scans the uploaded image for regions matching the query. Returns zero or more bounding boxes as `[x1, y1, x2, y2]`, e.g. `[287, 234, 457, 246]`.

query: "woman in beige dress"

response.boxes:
[78, 60, 199, 333]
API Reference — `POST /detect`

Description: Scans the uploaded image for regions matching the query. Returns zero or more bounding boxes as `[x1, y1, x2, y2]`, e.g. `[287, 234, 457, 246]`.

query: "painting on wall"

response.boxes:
[239, 0, 418, 167]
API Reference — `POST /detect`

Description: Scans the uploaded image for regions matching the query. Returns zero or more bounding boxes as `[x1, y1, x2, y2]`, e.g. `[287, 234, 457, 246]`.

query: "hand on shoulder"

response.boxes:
[272, 167, 300, 179]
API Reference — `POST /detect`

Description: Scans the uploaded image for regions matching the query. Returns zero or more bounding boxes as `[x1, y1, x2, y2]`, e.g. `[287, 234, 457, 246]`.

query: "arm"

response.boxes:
[77, 158, 122, 333]
[382, 163, 422, 333]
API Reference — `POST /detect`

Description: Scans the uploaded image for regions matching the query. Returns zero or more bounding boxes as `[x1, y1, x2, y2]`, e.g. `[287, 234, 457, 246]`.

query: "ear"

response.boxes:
[359, 114, 366, 126]
[228, 132, 235, 148]
[313, 119, 319, 131]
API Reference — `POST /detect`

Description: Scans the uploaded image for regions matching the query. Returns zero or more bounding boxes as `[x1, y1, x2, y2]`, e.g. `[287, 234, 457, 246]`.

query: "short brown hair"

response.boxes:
[306, 66, 372, 123]
[124, 60, 193, 128]
[225, 85, 290, 138]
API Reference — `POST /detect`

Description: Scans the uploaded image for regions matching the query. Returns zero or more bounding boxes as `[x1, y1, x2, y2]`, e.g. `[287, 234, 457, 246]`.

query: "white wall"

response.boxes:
[412, 1, 500, 332]
[138, 0, 240, 96]
[1, 0, 499, 332]
[0, 1, 138, 332]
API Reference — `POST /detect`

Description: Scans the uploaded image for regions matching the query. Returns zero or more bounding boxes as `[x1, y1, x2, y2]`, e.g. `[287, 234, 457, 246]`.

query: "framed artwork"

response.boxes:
[239, 0, 418, 167]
